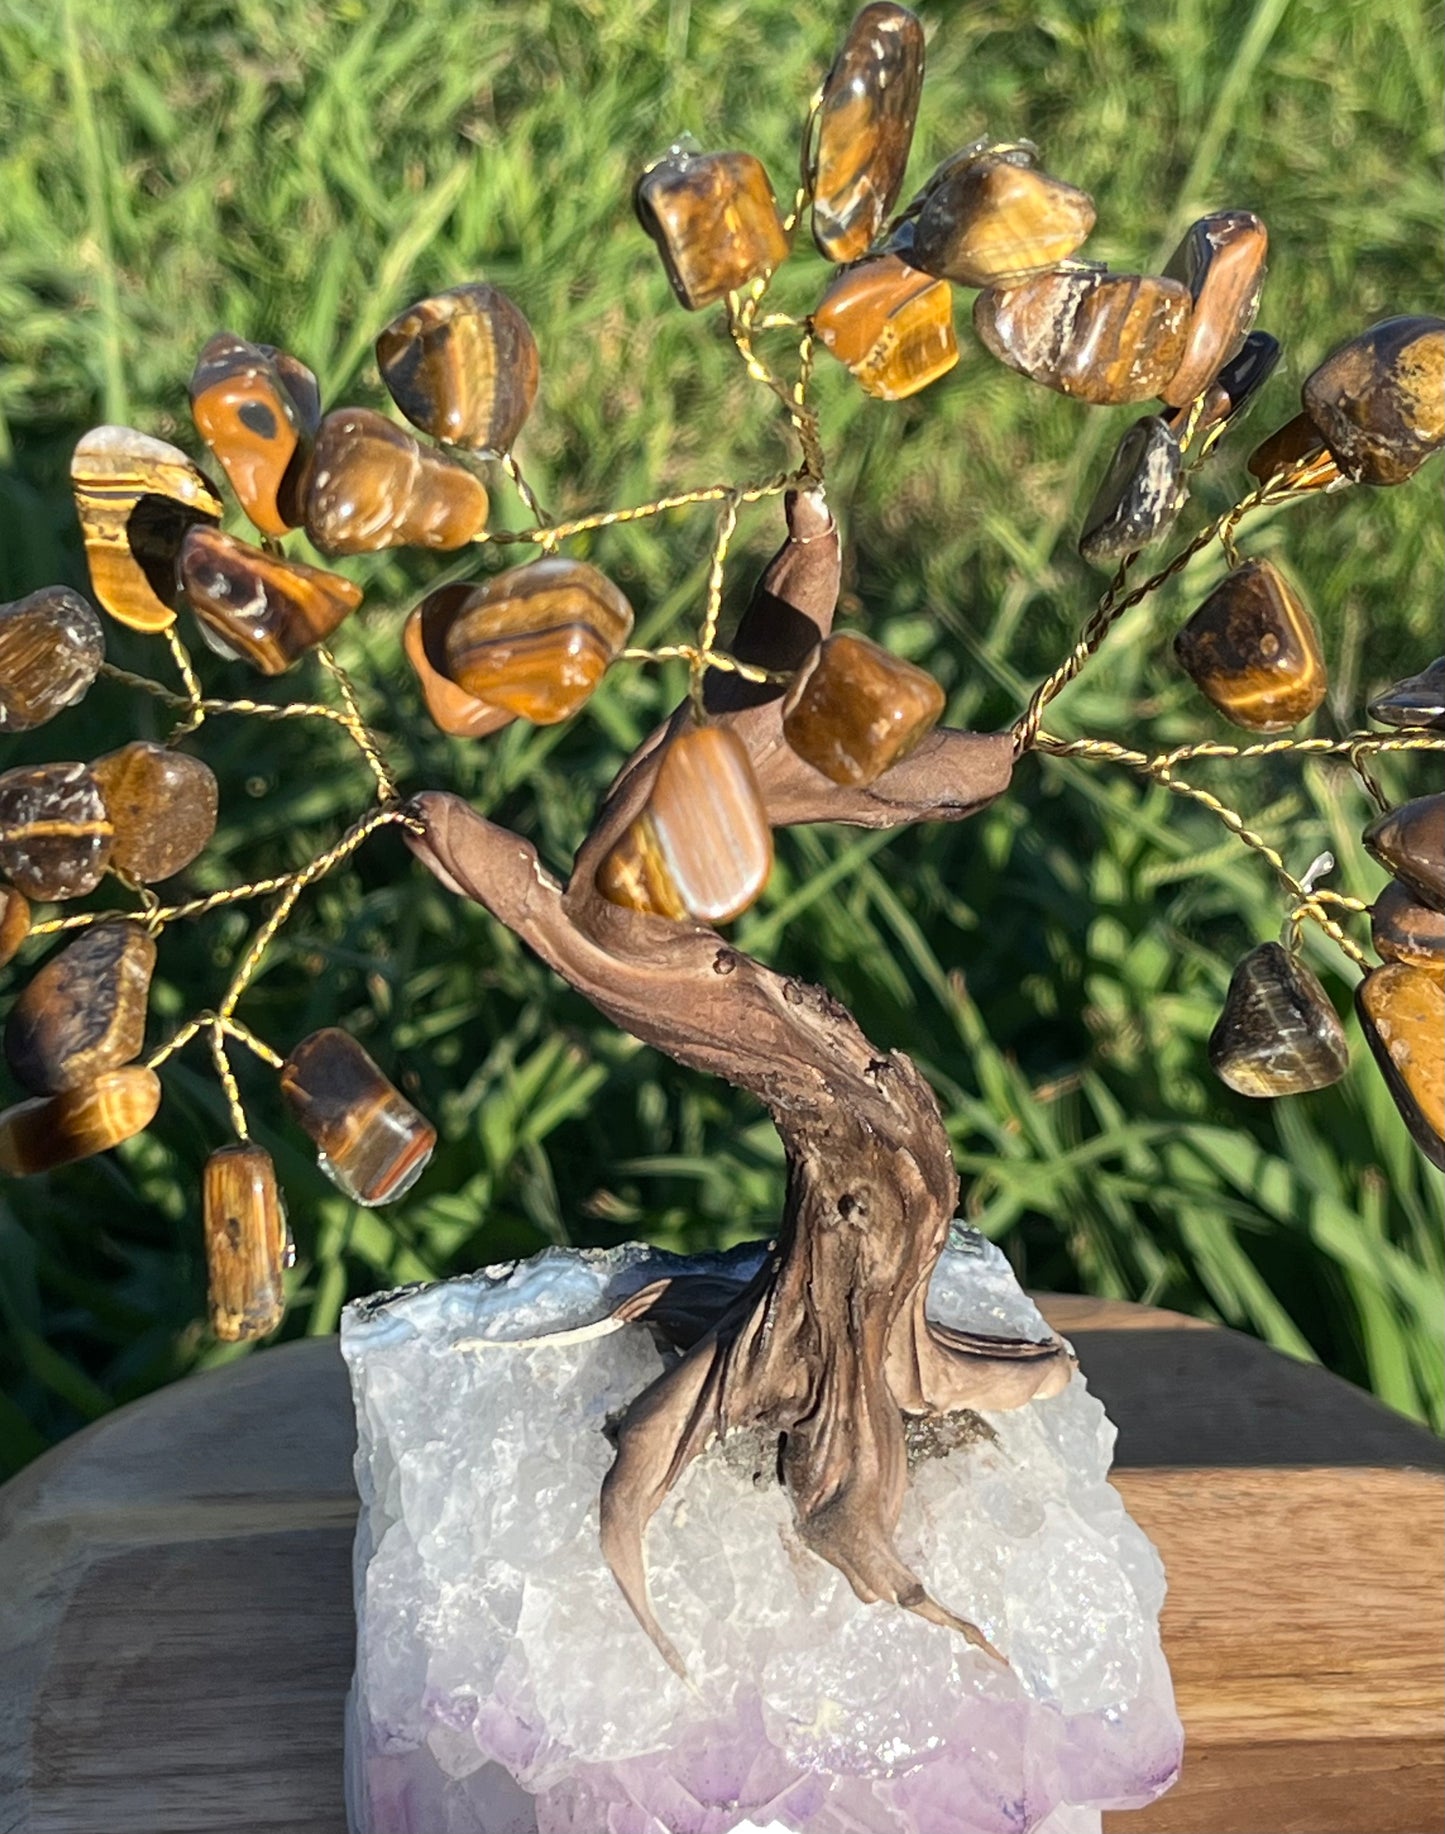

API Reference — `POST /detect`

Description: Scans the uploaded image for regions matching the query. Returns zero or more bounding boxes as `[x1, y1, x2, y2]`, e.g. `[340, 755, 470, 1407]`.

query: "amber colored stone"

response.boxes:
[204, 1143, 292, 1342]
[0, 886, 29, 969]
[0, 589, 105, 733]
[0, 1064, 161, 1176]
[810, 3, 925, 264]
[1208, 941, 1349, 1098]
[189, 333, 318, 536]
[1367, 657, 1445, 731]
[1356, 963, 1445, 1170]
[782, 631, 944, 787]
[812, 255, 957, 401]
[635, 147, 790, 312]
[4, 920, 155, 1095]
[179, 527, 363, 675]
[1362, 795, 1445, 912]
[71, 426, 223, 632]
[1078, 415, 1186, 568]
[0, 763, 113, 902]
[442, 558, 634, 725]
[280, 1027, 436, 1206]
[376, 284, 540, 456]
[909, 154, 1096, 289]
[403, 588, 515, 741]
[596, 726, 773, 924]
[1372, 881, 1445, 983]
[91, 742, 219, 883]
[973, 267, 1193, 406]
[1159, 211, 1268, 408]
[303, 408, 489, 556]
[1245, 409, 1340, 489]
[1301, 316, 1445, 488]
[1173, 558, 1326, 732]
[1167, 329, 1280, 448]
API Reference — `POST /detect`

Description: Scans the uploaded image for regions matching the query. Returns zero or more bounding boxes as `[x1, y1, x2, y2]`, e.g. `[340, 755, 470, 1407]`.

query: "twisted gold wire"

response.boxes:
[315, 644, 399, 803]
[163, 625, 207, 741]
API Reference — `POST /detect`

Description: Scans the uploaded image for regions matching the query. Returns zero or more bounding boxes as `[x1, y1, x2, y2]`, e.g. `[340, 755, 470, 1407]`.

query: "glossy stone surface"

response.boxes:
[1363, 794, 1445, 911]
[189, 332, 319, 535]
[1367, 657, 1445, 731]
[910, 153, 1095, 289]
[636, 148, 789, 311]
[1159, 211, 1268, 408]
[0, 887, 29, 970]
[1301, 315, 1445, 487]
[810, 3, 925, 264]
[1356, 963, 1445, 1169]
[1245, 409, 1337, 488]
[180, 527, 364, 674]
[304, 408, 489, 556]
[783, 631, 944, 786]
[4, 920, 156, 1095]
[1167, 329, 1280, 449]
[1372, 881, 1445, 982]
[91, 741, 219, 882]
[974, 267, 1192, 406]
[1173, 558, 1326, 732]
[1207, 941, 1349, 1098]
[812, 254, 958, 400]
[71, 426, 223, 632]
[377, 283, 540, 457]
[0, 588, 105, 733]
[404, 588, 515, 741]
[442, 558, 634, 724]
[0, 1064, 161, 1176]
[280, 1027, 436, 1207]
[0, 763, 113, 902]
[597, 726, 773, 924]
[1078, 415, 1186, 568]
[204, 1143, 292, 1342]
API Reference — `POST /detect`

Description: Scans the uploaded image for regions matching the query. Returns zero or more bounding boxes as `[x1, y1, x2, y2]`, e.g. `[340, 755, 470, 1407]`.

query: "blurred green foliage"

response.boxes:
[0, 0, 1440, 1475]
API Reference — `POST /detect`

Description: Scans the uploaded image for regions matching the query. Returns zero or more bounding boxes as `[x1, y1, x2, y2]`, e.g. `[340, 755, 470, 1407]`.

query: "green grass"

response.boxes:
[0, 0, 1441, 1473]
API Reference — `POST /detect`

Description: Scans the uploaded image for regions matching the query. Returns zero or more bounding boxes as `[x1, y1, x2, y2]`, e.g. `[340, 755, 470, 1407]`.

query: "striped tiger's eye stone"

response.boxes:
[71, 426, 223, 632]
[91, 742, 219, 883]
[442, 558, 634, 725]
[189, 333, 319, 536]
[1160, 211, 1268, 408]
[910, 153, 1096, 289]
[783, 631, 944, 787]
[1368, 657, 1445, 731]
[597, 726, 773, 924]
[179, 528, 363, 675]
[1208, 942, 1349, 1098]
[810, 3, 925, 264]
[0, 1064, 161, 1176]
[1167, 329, 1280, 449]
[1174, 558, 1326, 732]
[0, 763, 113, 902]
[1356, 963, 1445, 1170]
[0, 589, 105, 733]
[204, 1143, 292, 1342]
[974, 267, 1193, 406]
[636, 148, 789, 312]
[1372, 881, 1445, 982]
[376, 284, 540, 456]
[403, 588, 515, 741]
[1078, 415, 1186, 568]
[0, 887, 29, 969]
[4, 920, 155, 1095]
[812, 256, 958, 401]
[304, 409, 489, 556]
[1362, 795, 1445, 912]
[1301, 316, 1445, 488]
[280, 1027, 436, 1207]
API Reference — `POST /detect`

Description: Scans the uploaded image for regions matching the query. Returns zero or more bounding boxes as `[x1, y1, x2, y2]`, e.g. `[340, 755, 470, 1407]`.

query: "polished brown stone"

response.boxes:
[304, 408, 489, 556]
[204, 1143, 292, 1342]
[0, 886, 29, 969]
[4, 920, 156, 1095]
[0, 1064, 161, 1176]
[812, 254, 958, 400]
[1301, 315, 1445, 487]
[442, 558, 634, 725]
[635, 148, 790, 311]
[71, 426, 223, 632]
[1367, 657, 1445, 731]
[782, 631, 944, 786]
[189, 333, 319, 536]
[404, 589, 515, 741]
[810, 3, 925, 264]
[1208, 941, 1350, 1097]
[1078, 415, 1186, 567]
[1372, 881, 1445, 982]
[91, 742, 219, 883]
[1363, 794, 1445, 911]
[1166, 329, 1280, 450]
[0, 763, 113, 902]
[1173, 558, 1326, 732]
[910, 153, 1095, 288]
[179, 527, 364, 674]
[973, 266, 1193, 405]
[1160, 211, 1268, 408]
[597, 726, 773, 923]
[0, 589, 105, 733]
[280, 1027, 436, 1206]
[377, 284, 540, 456]
[1356, 962, 1444, 1169]
[1245, 409, 1340, 488]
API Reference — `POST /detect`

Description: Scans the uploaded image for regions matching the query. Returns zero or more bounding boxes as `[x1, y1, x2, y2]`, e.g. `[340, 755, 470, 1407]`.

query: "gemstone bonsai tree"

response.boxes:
[1, 2, 1441, 1674]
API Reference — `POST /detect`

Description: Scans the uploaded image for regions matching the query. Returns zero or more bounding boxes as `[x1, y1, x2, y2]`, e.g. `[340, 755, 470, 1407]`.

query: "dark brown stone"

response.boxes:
[280, 1027, 436, 1206]
[0, 886, 29, 969]
[304, 408, 489, 555]
[180, 528, 364, 674]
[782, 631, 944, 786]
[1367, 657, 1445, 731]
[1301, 315, 1445, 487]
[1372, 881, 1445, 982]
[1174, 558, 1326, 731]
[973, 266, 1192, 405]
[910, 152, 1095, 288]
[0, 589, 105, 733]
[204, 1143, 292, 1342]
[810, 3, 925, 264]
[635, 147, 789, 311]
[1078, 415, 1186, 567]
[0, 763, 113, 902]
[1207, 941, 1349, 1097]
[1363, 795, 1445, 911]
[376, 284, 540, 456]
[4, 920, 156, 1094]
[0, 1065, 161, 1176]
[1246, 409, 1340, 488]
[91, 742, 219, 883]
[1160, 210, 1268, 408]
[1166, 329, 1280, 450]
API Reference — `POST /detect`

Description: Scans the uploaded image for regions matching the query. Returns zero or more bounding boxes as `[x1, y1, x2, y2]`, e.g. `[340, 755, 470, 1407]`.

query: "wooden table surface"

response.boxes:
[1, 1294, 1441, 1834]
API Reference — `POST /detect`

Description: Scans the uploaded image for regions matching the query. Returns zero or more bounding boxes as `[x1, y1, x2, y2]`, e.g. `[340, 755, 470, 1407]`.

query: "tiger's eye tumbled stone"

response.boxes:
[1356, 963, 1445, 1169]
[4, 920, 156, 1095]
[0, 1064, 161, 1176]
[1174, 558, 1326, 732]
[1301, 316, 1445, 488]
[1078, 415, 1186, 567]
[812, 255, 958, 400]
[377, 284, 540, 456]
[0, 589, 105, 733]
[71, 426, 223, 632]
[1363, 795, 1445, 911]
[782, 631, 944, 786]
[0, 887, 29, 970]
[1207, 941, 1349, 1097]
[180, 527, 364, 674]
[0, 763, 113, 902]
[1367, 657, 1445, 731]
[910, 154, 1096, 289]
[1168, 329, 1280, 449]
[280, 1027, 436, 1207]
[1160, 211, 1268, 408]
[1372, 881, 1445, 983]
[442, 558, 634, 725]
[636, 148, 790, 311]
[204, 1143, 292, 1342]
[304, 409, 489, 556]
[404, 588, 515, 741]
[597, 726, 773, 924]
[973, 267, 1193, 406]
[1245, 410, 1343, 491]
[810, 3, 925, 264]
[189, 333, 319, 536]
[91, 741, 219, 883]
